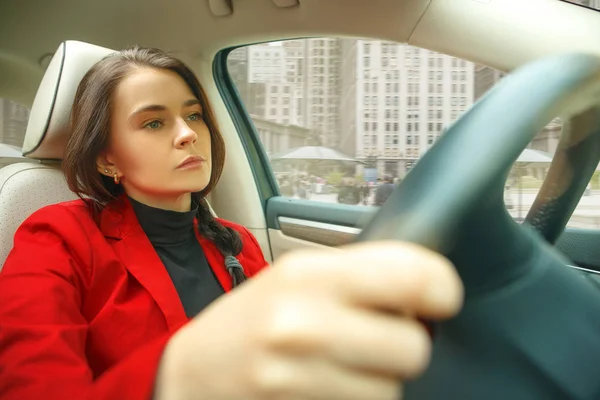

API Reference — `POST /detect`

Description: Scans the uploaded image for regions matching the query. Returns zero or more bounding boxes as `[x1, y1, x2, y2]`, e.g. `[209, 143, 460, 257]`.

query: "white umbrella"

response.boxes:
[516, 148, 553, 164]
[270, 146, 358, 163]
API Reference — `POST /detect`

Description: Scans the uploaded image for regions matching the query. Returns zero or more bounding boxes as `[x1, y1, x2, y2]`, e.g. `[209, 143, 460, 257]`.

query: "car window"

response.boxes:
[226, 39, 597, 229]
[0, 98, 30, 153]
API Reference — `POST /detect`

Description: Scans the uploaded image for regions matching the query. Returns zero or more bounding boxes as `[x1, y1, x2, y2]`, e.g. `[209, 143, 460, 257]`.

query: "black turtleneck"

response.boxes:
[129, 197, 225, 318]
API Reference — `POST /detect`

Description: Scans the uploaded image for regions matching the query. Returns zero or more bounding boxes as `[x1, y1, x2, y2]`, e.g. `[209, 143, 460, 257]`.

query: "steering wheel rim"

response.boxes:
[356, 53, 600, 399]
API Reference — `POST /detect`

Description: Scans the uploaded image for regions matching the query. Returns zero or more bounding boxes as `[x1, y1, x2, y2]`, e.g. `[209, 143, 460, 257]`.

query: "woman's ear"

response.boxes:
[96, 153, 118, 177]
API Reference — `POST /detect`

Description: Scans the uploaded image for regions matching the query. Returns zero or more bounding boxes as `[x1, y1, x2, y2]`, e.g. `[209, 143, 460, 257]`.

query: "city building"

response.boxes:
[230, 38, 571, 180]
[340, 40, 475, 178]
[253, 116, 310, 156]
[232, 39, 342, 154]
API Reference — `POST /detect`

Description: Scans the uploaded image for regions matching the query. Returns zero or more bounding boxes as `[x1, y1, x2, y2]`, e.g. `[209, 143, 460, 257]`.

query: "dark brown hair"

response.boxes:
[63, 46, 246, 286]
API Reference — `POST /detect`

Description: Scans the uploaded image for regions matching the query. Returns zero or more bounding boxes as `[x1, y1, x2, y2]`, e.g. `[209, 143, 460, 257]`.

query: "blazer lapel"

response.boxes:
[100, 197, 187, 331]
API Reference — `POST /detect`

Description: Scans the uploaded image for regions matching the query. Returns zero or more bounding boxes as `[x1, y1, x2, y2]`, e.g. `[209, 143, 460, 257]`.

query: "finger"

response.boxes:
[253, 354, 400, 400]
[323, 309, 432, 377]
[277, 241, 464, 319]
[262, 299, 431, 377]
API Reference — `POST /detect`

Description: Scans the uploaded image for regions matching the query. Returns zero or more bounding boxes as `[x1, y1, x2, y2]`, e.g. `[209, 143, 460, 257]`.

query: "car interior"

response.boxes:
[2, 0, 600, 398]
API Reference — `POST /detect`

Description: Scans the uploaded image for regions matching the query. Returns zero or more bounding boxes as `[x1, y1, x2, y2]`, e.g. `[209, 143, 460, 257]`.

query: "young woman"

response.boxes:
[0, 47, 464, 400]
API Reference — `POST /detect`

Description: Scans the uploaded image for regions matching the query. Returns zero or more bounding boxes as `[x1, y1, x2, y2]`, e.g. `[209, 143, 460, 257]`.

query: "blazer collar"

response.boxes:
[98, 195, 240, 328]
[99, 195, 187, 331]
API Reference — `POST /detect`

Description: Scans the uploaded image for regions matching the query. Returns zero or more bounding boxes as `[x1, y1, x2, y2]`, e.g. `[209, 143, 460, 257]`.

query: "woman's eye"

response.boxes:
[187, 112, 203, 122]
[144, 120, 163, 130]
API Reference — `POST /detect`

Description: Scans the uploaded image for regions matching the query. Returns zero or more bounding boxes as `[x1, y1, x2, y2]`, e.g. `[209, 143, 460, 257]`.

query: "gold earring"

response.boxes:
[113, 173, 120, 185]
[104, 169, 110, 174]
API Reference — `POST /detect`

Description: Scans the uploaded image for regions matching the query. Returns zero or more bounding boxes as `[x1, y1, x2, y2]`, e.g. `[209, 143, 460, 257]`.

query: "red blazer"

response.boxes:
[0, 197, 269, 400]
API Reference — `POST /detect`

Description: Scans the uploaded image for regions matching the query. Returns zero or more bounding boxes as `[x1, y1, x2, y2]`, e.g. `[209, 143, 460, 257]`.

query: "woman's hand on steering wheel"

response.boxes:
[155, 242, 463, 400]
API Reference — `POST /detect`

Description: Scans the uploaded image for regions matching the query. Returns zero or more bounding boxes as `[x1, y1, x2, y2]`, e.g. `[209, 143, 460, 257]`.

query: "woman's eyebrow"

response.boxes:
[128, 99, 201, 122]
[128, 104, 167, 122]
[183, 98, 201, 108]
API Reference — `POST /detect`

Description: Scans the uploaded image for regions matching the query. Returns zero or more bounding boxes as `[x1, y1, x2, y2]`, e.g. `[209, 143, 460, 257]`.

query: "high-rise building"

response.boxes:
[340, 40, 475, 177]
[247, 44, 285, 84]
[301, 38, 341, 148]
[239, 39, 342, 150]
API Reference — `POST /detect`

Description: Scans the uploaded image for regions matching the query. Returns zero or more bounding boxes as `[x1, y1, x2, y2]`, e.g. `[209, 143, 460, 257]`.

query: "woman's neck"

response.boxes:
[126, 191, 192, 212]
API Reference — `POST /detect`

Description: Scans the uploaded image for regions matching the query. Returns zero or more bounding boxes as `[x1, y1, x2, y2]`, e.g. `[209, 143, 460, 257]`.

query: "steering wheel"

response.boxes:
[356, 53, 600, 400]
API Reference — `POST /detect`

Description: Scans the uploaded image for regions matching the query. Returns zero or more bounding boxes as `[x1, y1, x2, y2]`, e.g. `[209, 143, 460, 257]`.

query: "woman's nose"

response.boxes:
[175, 119, 197, 148]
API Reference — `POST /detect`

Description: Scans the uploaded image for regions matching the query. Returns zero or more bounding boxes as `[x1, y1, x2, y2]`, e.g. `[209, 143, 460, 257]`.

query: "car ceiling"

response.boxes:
[1, 0, 600, 107]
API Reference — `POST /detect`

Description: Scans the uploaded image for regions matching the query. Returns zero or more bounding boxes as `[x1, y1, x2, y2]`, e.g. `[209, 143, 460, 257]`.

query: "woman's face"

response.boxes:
[99, 67, 212, 211]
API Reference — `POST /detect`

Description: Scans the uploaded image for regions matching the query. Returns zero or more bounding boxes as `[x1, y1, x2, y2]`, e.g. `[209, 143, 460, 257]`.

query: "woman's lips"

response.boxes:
[177, 155, 205, 169]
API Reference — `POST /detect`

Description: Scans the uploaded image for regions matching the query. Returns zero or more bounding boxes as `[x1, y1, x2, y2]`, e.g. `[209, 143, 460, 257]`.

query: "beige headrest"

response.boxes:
[23, 41, 115, 160]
